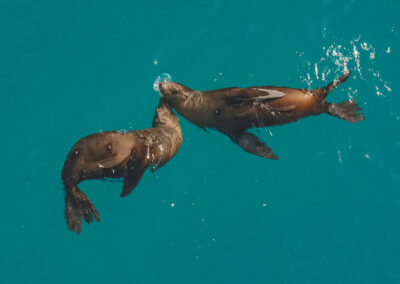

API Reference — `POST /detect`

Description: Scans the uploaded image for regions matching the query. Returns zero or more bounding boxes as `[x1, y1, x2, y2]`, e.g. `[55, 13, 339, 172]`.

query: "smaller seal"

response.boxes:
[61, 98, 182, 233]
[159, 70, 364, 160]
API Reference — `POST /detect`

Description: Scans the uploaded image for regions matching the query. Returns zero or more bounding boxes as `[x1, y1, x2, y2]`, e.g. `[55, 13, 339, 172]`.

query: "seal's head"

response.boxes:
[159, 82, 192, 106]
[152, 97, 179, 128]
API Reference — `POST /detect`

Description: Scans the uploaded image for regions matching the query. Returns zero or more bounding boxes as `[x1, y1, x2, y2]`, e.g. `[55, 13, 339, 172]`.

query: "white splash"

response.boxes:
[368, 68, 392, 96]
[314, 63, 319, 79]
[375, 85, 383, 96]
[353, 42, 361, 73]
[361, 42, 370, 51]
[153, 73, 172, 93]
[296, 31, 392, 99]
[384, 84, 392, 92]
[369, 51, 375, 60]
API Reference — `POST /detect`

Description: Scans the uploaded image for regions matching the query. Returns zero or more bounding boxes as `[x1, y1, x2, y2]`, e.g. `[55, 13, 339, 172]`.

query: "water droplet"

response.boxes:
[337, 149, 342, 164]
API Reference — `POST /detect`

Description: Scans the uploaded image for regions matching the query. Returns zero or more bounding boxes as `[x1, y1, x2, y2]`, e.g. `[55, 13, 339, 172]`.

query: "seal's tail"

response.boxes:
[64, 185, 100, 234]
[315, 69, 352, 98]
[327, 101, 365, 123]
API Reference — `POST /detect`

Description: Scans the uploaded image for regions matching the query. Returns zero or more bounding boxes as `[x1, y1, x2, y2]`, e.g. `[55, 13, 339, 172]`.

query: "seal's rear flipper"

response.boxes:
[315, 69, 352, 98]
[230, 132, 278, 160]
[64, 186, 100, 234]
[327, 101, 365, 123]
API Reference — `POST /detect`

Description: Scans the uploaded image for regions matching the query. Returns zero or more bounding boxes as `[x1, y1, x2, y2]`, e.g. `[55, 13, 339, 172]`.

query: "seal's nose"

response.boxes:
[159, 82, 166, 94]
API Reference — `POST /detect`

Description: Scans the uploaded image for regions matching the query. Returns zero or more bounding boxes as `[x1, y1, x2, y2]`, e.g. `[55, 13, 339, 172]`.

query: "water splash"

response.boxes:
[153, 73, 172, 93]
[296, 31, 392, 99]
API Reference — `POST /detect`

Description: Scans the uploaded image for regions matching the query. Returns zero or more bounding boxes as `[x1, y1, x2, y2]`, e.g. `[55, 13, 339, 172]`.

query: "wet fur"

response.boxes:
[61, 99, 182, 233]
[159, 70, 364, 160]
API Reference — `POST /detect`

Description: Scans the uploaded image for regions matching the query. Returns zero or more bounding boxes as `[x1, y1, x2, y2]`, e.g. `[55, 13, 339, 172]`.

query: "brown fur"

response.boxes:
[61, 98, 182, 233]
[159, 70, 364, 160]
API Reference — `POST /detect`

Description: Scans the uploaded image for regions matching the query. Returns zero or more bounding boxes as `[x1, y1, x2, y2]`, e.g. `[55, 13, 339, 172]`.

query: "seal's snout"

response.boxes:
[157, 82, 188, 104]
[159, 82, 172, 97]
[153, 73, 172, 93]
[159, 82, 167, 94]
[159, 82, 176, 97]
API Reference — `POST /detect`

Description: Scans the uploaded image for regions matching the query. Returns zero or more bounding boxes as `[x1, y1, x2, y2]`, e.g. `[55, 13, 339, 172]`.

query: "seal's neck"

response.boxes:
[175, 89, 200, 109]
[152, 99, 180, 129]
[175, 90, 202, 111]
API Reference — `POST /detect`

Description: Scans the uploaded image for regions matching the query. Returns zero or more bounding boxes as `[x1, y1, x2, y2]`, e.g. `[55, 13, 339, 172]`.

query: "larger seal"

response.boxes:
[61, 98, 182, 233]
[159, 70, 364, 160]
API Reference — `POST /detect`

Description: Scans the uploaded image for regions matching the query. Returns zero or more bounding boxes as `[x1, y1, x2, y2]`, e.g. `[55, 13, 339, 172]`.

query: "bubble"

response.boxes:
[337, 149, 342, 164]
[153, 73, 172, 93]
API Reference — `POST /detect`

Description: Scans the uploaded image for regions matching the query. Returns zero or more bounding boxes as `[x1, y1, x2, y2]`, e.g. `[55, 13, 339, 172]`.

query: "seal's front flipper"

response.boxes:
[121, 154, 149, 197]
[226, 88, 286, 108]
[245, 88, 286, 100]
[230, 132, 278, 160]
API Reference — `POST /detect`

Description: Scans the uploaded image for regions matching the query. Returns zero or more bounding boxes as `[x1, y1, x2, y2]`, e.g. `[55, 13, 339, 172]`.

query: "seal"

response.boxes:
[61, 98, 182, 233]
[159, 70, 364, 160]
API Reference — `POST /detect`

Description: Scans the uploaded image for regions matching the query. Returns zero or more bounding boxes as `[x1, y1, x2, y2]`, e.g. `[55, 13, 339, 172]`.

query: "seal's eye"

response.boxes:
[213, 109, 220, 115]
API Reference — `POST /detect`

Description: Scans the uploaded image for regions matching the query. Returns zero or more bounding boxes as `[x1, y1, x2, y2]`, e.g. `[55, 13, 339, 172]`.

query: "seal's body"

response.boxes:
[159, 71, 364, 160]
[62, 99, 182, 233]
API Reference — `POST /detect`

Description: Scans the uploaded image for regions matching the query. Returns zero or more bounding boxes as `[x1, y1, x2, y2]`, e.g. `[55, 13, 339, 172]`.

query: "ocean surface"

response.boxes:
[1, 0, 399, 283]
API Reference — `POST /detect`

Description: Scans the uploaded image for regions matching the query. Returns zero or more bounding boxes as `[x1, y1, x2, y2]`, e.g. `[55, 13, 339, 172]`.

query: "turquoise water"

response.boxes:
[1, 0, 399, 283]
